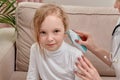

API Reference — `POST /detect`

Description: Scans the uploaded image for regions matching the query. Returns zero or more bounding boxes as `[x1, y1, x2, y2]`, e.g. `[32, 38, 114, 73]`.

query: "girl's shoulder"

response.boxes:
[65, 42, 83, 56]
[65, 42, 83, 62]
[30, 42, 39, 51]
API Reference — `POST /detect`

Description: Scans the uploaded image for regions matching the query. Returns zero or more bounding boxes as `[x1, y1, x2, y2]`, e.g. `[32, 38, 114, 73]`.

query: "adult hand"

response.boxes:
[75, 56, 102, 80]
[75, 31, 98, 53]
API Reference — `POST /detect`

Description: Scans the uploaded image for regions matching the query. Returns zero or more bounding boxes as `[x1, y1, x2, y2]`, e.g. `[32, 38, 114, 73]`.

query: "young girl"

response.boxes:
[27, 4, 83, 80]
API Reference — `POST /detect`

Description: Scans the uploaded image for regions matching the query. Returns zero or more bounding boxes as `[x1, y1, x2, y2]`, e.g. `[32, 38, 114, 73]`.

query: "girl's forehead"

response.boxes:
[40, 15, 64, 27]
[40, 24, 64, 30]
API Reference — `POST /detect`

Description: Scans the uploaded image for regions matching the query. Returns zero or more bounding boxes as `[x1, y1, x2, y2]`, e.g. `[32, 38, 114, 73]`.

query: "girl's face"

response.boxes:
[39, 15, 65, 51]
[114, 0, 120, 12]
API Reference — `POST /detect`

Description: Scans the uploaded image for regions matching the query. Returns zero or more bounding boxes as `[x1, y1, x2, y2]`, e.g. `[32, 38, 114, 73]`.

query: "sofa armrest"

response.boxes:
[0, 28, 16, 80]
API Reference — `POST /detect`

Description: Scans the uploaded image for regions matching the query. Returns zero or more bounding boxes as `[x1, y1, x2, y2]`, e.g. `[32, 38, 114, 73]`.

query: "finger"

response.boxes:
[74, 71, 89, 80]
[76, 59, 91, 78]
[75, 62, 87, 74]
[82, 56, 96, 70]
[75, 39, 87, 46]
[78, 57, 90, 71]
[73, 31, 88, 41]
[77, 57, 97, 79]
[73, 30, 87, 36]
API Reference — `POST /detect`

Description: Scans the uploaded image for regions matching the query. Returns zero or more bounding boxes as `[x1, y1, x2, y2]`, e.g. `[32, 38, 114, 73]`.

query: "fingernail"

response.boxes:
[75, 40, 79, 42]
[74, 71, 77, 73]
[81, 55, 84, 58]
[75, 62, 78, 66]
[78, 57, 80, 61]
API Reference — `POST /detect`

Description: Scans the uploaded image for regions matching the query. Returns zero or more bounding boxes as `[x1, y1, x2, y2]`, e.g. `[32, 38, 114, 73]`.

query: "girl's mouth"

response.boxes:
[47, 43, 55, 46]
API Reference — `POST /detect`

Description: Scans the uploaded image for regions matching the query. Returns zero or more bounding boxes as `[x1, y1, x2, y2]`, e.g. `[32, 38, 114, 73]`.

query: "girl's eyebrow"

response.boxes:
[54, 27, 62, 29]
[40, 29, 45, 31]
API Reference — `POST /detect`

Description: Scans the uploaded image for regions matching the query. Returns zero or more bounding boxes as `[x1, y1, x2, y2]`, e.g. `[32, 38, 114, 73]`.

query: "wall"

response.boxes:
[43, 0, 115, 7]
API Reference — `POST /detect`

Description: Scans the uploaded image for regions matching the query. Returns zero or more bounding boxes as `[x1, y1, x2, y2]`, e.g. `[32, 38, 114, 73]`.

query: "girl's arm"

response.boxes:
[27, 45, 40, 80]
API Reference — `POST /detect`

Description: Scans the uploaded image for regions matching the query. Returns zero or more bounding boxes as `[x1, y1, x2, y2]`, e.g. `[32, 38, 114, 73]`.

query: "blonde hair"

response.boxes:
[33, 3, 68, 44]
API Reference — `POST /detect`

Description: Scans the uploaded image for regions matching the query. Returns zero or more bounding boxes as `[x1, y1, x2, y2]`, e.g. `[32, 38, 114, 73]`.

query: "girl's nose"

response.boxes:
[47, 34, 54, 42]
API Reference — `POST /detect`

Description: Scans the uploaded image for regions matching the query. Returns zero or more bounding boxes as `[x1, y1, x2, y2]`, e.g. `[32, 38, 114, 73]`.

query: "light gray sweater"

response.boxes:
[27, 41, 83, 80]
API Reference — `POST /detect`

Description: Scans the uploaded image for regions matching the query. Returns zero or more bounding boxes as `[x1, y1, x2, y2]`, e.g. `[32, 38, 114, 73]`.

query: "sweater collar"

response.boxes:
[46, 41, 66, 56]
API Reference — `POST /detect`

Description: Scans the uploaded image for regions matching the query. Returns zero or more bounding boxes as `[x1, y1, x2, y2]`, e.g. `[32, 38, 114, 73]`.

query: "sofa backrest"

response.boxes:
[15, 2, 119, 76]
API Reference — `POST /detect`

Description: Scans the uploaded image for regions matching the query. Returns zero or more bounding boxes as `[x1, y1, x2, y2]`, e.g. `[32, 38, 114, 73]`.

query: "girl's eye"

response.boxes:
[40, 31, 46, 35]
[54, 30, 60, 33]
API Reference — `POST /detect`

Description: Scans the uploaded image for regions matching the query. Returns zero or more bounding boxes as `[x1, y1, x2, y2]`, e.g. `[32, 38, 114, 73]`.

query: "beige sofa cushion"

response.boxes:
[16, 2, 119, 76]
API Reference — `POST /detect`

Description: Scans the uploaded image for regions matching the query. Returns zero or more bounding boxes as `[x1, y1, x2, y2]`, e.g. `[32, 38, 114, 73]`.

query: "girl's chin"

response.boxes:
[46, 46, 59, 51]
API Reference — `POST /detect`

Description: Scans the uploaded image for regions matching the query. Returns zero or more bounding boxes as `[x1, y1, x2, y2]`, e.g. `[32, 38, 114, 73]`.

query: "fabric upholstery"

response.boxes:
[15, 2, 119, 77]
[0, 28, 16, 80]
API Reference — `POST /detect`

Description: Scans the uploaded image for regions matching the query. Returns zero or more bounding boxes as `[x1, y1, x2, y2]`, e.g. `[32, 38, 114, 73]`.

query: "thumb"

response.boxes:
[75, 39, 86, 46]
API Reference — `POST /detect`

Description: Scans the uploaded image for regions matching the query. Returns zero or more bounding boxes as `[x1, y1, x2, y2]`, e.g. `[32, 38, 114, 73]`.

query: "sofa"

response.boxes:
[0, 2, 120, 80]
